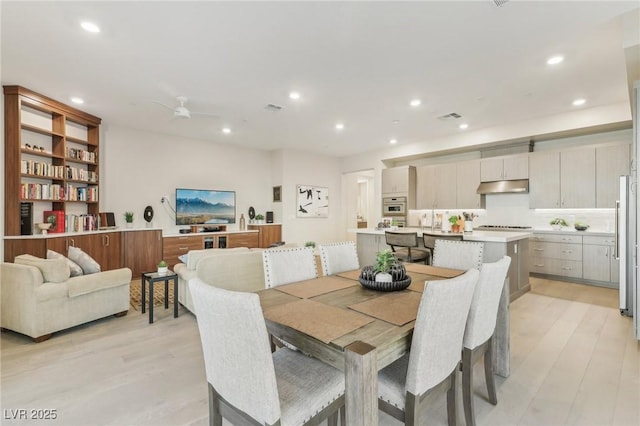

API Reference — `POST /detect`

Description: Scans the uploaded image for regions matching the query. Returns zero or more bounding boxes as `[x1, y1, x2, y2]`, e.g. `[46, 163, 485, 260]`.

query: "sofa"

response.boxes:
[174, 248, 266, 314]
[1, 255, 132, 342]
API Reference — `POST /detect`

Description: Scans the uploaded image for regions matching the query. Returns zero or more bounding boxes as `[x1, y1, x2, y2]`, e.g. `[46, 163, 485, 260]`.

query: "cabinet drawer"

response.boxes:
[228, 233, 259, 248]
[531, 234, 582, 244]
[530, 257, 582, 278]
[583, 235, 615, 245]
[530, 241, 582, 261]
[163, 236, 203, 252]
[530, 256, 553, 274]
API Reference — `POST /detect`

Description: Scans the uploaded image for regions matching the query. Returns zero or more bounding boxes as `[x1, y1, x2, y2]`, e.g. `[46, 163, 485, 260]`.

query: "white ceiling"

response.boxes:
[2, 1, 638, 158]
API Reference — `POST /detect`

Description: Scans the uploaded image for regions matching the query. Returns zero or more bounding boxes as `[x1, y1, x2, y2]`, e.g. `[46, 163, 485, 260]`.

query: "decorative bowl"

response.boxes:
[36, 222, 52, 234]
[358, 264, 412, 292]
[574, 224, 589, 231]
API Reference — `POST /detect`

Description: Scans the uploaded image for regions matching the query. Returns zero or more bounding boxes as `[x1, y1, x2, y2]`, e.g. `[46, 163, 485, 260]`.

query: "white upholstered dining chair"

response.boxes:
[318, 241, 360, 276]
[432, 239, 484, 270]
[462, 255, 511, 426]
[262, 246, 318, 288]
[189, 278, 345, 426]
[377, 268, 480, 426]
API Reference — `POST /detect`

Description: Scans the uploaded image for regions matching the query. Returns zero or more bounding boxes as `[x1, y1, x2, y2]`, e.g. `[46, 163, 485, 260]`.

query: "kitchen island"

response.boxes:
[355, 228, 531, 301]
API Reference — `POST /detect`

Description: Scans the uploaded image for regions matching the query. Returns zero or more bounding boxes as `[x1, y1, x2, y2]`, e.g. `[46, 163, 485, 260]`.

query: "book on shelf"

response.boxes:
[43, 210, 65, 233]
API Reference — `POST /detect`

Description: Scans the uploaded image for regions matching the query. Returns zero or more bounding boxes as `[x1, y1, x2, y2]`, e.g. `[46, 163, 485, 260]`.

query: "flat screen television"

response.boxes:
[175, 188, 236, 226]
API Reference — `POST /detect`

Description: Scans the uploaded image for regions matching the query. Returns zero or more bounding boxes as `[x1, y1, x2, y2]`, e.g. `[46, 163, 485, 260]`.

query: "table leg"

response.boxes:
[141, 277, 146, 314]
[164, 280, 169, 309]
[345, 341, 377, 426]
[173, 276, 179, 318]
[494, 277, 510, 378]
[149, 281, 154, 324]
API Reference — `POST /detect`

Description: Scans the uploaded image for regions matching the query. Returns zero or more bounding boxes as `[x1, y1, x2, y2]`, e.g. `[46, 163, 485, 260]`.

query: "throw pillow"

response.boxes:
[68, 246, 101, 274]
[47, 249, 84, 277]
[178, 254, 188, 264]
[14, 254, 70, 283]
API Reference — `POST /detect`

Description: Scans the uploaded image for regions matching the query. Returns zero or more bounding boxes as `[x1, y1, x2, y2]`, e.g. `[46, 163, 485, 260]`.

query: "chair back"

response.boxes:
[318, 241, 360, 275]
[262, 246, 318, 288]
[189, 278, 281, 425]
[463, 256, 511, 350]
[432, 240, 484, 270]
[423, 233, 462, 250]
[385, 231, 420, 248]
[405, 269, 479, 395]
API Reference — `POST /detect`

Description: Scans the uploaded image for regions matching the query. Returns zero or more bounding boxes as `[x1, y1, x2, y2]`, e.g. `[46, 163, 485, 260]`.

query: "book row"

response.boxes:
[21, 161, 98, 182]
[66, 147, 97, 163]
[21, 183, 98, 202]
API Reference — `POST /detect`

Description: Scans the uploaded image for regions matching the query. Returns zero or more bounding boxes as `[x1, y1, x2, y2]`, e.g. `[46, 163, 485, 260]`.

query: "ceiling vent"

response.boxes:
[437, 112, 463, 121]
[264, 103, 283, 112]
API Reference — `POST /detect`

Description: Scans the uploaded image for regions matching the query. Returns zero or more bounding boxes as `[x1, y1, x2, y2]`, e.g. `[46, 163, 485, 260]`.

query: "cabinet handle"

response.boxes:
[561, 267, 572, 271]
[179, 246, 189, 250]
[534, 248, 544, 251]
[534, 263, 545, 267]
[105, 235, 110, 246]
[604, 247, 609, 258]
[561, 250, 573, 253]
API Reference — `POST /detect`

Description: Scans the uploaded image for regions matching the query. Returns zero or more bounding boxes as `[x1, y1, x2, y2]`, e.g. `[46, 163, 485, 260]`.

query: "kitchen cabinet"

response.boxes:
[356, 233, 390, 266]
[482, 238, 530, 301]
[382, 165, 416, 195]
[480, 154, 528, 182]
[582, 235, 618, 287]
[456, 159, 483, 209]
[529, 233, 583, 279]
[416, 164, 456, 209]
[123, 229, 163, 277]
[529, 147, 596, 208]
[596, 144, 630, 208]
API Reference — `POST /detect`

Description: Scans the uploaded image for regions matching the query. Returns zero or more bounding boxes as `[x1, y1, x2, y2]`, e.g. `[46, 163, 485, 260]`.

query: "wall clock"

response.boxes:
[144, 206, 154, 223]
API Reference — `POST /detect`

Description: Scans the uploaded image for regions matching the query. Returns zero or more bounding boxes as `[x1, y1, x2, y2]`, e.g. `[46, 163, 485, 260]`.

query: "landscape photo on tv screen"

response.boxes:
[175, 188, 236, 225]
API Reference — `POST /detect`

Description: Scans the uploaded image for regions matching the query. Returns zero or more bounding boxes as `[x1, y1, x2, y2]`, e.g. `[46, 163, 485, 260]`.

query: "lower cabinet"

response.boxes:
[123, 230, 163, 277]
[228, 232, 259, 248]
[356, 233, 390, 266]
[582, 236, 618, 288]
[247, 224, 282, 248]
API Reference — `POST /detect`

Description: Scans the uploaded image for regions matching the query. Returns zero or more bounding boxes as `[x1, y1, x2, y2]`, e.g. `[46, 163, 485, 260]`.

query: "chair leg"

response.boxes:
[462, 348, 475, 426]
[484, 337, 497, 405]
[446, 369, 457, 426]
[339, 406, 345, 426]
[327, 412, 338, 426]
[208, 383, 223, 426]
[405, 392, 419, 426]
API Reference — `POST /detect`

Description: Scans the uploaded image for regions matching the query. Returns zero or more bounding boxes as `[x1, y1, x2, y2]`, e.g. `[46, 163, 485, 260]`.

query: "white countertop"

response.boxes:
[530, 228, 614, 237]
[3, 227, 164, 239]
[353, 228, 531, 243]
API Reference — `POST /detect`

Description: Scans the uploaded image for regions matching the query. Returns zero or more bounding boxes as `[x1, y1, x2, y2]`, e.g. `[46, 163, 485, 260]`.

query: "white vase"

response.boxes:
[375, 272, 393, 283]
[464, 221, 474, 233]
[157, 266, 168, 276]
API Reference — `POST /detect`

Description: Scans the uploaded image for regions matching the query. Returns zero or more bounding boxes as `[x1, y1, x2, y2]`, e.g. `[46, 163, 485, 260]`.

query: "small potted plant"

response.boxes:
[255, 213, 265, 224]
[374, 249, 398, 283]
[157, 260, 168, 276]
[449, 215, 461, 233]
[549, 218, 568, 230]
[305, 241, 316, 249]
[124, 211, 134, 228]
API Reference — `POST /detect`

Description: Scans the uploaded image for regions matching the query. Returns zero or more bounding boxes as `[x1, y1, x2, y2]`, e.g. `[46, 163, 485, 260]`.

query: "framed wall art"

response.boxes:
[296, 185, 329, 218]
[273, 185, 282, 202]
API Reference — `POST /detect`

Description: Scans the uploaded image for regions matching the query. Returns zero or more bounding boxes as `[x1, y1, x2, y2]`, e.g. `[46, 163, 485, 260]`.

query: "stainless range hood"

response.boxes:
[476, 179, 529, 195]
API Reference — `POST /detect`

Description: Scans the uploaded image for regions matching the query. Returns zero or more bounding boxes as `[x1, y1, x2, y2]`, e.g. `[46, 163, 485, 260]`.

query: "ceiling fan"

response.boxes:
[152, 96, 218, 119]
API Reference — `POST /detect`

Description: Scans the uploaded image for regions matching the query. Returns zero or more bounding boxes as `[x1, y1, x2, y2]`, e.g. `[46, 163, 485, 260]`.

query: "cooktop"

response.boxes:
[476, 225, 532, 230]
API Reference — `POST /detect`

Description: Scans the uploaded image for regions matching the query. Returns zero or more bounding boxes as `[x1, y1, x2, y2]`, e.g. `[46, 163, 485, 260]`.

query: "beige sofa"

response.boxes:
[1, 257, 132, 342]
[174, 248, 265, 313]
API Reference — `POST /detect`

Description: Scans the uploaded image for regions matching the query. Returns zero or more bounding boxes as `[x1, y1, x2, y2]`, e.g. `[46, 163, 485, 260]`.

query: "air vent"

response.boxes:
[264, 103, 283, 112]
[437, 112, 463, 121]
[492, 0, 510, 7]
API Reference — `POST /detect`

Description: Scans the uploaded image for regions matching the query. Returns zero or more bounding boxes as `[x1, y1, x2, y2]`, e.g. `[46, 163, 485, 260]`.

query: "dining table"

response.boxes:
[257, 263, 511, 425]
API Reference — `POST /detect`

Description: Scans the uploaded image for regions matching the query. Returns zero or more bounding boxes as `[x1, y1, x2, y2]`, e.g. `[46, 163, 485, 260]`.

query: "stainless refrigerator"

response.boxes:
[617, 81, 639, 339]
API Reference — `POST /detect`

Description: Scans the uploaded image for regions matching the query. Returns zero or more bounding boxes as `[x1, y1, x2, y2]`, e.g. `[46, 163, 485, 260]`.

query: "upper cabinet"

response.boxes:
[529, 151, 561, 208]
[480, 154, 528, 182]
[456, 159, 483, 209]
[382, 165, 415, 195]
[416, 164, 457, 209]
[596, 144, 630, 208]
[4, 86, 101, 236]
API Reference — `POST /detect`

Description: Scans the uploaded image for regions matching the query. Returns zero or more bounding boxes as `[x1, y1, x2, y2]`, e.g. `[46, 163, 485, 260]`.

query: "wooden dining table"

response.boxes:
[257, 263, 510, 425]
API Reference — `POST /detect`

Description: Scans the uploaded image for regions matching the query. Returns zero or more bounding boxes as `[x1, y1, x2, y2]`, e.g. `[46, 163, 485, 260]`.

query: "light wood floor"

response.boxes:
[1, 277, 638, 426]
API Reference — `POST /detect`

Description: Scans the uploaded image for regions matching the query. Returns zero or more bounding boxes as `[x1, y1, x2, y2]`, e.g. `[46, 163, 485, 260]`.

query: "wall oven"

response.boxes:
[382, 196, 407, 216]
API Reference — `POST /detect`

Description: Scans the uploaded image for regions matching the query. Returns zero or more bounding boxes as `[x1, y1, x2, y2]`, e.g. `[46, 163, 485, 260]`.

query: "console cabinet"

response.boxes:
[163, 231, 260, 267]
[123, 229, 163, 276]
[247, 224, 282, 248]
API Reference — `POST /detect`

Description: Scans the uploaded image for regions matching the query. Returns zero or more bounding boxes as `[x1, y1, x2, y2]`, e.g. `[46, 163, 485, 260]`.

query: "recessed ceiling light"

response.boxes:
[80, 21, 100, 33]
[71, 97, 84, 105]
[222, 127, 231, 134]
[389, 139, 398, 145]
[459, 123, 469, 130]
[572, 98, 586, 106]
[546, 55, 564, 65]
[392, 119, 400, 125]
[409, 99, 421, 107]
[335, 123, 344, 131]
[289, 92, 300, 100]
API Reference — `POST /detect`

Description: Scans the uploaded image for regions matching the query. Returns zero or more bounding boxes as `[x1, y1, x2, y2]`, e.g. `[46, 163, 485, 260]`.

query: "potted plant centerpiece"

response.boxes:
[157, 260, 168, 276]
[549, 218, 568, 230]
[124, 211, 134, 228]
[449, 215, 461, 233]
[305, 241, 316, 249]
[358, 249, 411, 291]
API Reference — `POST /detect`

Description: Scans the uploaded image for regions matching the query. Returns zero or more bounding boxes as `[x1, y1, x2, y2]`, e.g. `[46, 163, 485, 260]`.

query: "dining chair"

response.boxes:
[385, 231, 429, 264]
[318, 241, 360, 275]
[422, 233, 462, 265]
[432, 239, 484, 270]
[462, 255, 511, 426]
[377, 268, 480, 426]
[262, 246, 318, 288]
[189, 278, 345, 426]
